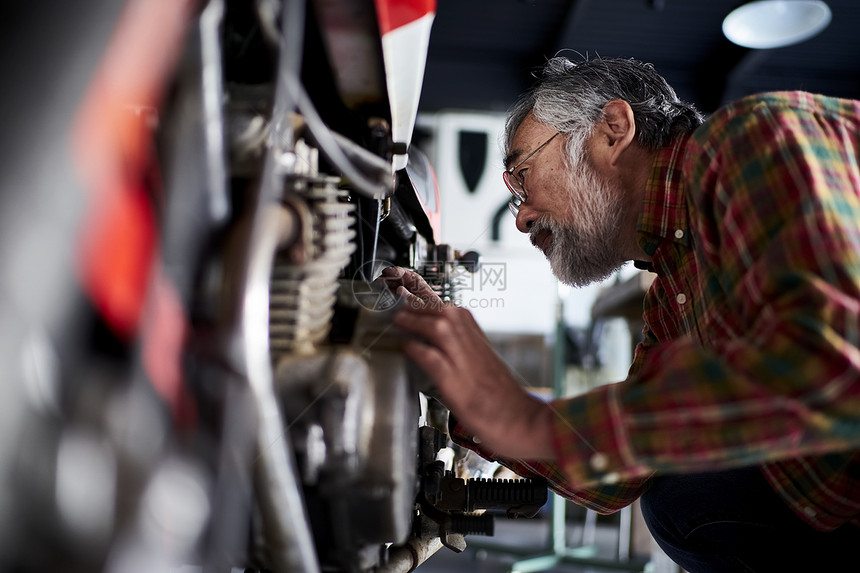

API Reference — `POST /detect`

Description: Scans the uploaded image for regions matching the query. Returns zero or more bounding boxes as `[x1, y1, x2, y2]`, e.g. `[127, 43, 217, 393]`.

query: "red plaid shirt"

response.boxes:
[455, 91, 860, 531]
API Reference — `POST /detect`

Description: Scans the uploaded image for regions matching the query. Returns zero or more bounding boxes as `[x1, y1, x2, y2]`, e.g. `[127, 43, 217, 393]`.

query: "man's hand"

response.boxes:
[381, 267, 555, 461]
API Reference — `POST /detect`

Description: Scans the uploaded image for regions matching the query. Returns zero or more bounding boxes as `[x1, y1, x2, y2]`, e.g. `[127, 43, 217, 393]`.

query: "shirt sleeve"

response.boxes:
[449, 417, 653, 514]
[550, 94, 860, 488]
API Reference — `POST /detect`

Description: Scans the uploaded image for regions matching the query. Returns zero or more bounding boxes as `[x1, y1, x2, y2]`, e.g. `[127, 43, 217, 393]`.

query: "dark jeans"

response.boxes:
[640, 465, 859, 572]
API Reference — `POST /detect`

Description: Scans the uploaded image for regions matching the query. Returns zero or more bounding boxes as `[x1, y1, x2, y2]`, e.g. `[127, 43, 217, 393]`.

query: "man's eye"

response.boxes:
[516, 168, 527, 181]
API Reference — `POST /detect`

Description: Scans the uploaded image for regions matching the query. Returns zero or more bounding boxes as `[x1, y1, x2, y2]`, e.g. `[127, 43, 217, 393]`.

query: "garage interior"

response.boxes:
[0, 1, 857, 573]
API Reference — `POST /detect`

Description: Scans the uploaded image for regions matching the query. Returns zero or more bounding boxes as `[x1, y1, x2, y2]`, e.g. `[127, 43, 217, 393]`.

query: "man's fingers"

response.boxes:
[401, 338, 451, 381]
[393, 307, 478, 370]
[393, 308, 445, 337]
[395, 286, 427, 309]
[382, 267, 441, 305]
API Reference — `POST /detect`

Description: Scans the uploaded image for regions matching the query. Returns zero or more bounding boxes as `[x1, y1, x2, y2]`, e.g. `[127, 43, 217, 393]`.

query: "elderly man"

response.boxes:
[387, 56, 860, 571]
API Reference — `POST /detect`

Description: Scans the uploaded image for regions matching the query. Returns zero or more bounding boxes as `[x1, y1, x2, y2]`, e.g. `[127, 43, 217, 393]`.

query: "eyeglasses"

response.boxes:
[503, 132, 560, 216]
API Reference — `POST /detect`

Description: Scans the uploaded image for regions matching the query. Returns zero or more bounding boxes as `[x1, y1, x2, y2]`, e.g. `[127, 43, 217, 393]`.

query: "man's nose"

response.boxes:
[515, 206, 534, 234]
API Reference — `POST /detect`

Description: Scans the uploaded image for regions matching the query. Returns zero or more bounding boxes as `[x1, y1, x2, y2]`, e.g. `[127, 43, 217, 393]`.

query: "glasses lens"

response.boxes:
[503, 171, 525, 217]
[503, 171, 525, 201]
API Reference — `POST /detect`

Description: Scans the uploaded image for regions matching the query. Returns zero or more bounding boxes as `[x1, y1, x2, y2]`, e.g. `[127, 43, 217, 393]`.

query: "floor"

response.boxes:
[415, 506, 660, 573]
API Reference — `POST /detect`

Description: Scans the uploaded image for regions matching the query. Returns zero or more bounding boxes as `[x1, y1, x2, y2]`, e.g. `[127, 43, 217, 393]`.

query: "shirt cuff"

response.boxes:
[550, 381, 645, 487]
[449, 414, 499, 459]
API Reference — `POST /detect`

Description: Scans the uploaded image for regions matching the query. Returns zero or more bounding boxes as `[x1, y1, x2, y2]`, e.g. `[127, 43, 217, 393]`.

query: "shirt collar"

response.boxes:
[637, 134, 691, 260]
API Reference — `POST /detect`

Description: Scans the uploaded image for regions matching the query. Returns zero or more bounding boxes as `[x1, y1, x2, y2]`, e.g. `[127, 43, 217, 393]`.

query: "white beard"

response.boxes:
[529, 156, 627, 288]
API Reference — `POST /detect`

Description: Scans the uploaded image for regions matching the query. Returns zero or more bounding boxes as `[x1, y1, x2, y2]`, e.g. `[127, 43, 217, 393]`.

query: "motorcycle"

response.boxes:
[0, 1, 546, 571]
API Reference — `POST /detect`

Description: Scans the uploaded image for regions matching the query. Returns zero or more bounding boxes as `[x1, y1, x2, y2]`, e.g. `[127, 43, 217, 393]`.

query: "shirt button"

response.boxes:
[472, 436, 482, 444]
[676, 293, 687, 305]
[590, 452, 609, 472]
[674, 229, 685, 239]
[602, 472, 620, 485]
[803, 506, 817, 518]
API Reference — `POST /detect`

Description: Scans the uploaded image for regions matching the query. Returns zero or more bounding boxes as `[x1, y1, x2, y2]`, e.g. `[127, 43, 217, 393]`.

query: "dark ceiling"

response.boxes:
[418, 0, 860, 116]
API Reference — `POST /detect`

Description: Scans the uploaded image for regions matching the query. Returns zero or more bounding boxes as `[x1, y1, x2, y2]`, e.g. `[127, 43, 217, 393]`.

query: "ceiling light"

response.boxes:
[722, 0, 832, 49]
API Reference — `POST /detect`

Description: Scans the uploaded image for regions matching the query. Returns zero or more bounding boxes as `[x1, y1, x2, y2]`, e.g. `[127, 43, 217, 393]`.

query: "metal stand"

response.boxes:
[505, 498, 646, 573]
[503, 294, 648, 573]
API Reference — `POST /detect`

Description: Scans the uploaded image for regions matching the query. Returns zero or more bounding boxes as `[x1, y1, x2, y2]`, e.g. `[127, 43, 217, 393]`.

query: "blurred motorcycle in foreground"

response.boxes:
[0, 1, 546, 571]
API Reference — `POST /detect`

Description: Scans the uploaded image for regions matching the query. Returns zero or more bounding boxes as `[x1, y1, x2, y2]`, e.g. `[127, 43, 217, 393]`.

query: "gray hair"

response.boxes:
[504, 56, 703, 165]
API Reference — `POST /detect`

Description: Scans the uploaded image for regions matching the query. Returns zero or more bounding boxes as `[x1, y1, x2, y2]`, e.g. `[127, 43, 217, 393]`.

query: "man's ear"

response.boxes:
[598, 99, 636, 166]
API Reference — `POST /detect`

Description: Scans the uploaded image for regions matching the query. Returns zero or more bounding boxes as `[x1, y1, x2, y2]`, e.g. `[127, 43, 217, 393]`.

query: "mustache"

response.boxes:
[529, 218, 555, 247]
